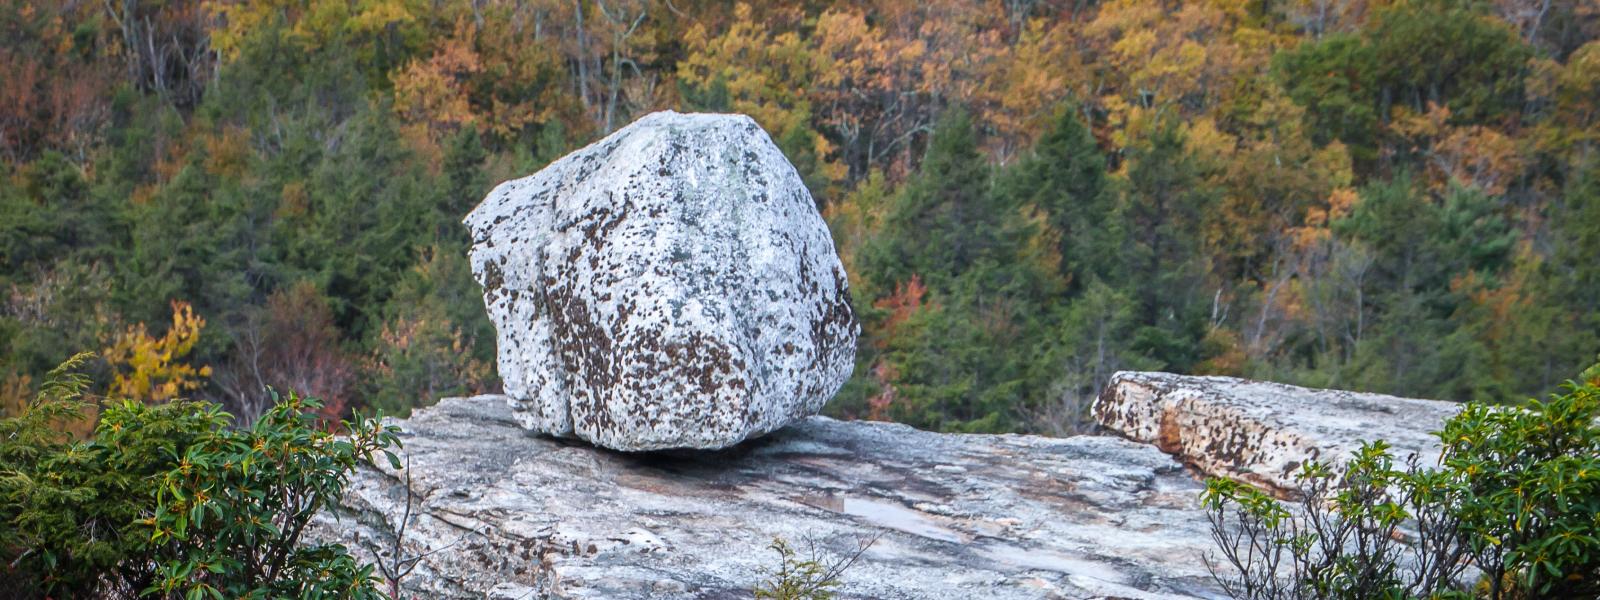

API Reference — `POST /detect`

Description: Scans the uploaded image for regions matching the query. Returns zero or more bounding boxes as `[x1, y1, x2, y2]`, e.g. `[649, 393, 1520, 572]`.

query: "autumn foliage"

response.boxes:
[1, 0, 1597, 431]
[103, 301, 212, 404]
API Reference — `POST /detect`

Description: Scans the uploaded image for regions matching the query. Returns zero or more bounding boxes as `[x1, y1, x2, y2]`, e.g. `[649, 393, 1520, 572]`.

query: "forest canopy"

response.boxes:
[2, 0, 1597, 432]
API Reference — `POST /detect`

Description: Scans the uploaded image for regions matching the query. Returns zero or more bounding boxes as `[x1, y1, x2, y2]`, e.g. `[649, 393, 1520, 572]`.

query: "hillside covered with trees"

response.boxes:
[3, 0, 1597, 433]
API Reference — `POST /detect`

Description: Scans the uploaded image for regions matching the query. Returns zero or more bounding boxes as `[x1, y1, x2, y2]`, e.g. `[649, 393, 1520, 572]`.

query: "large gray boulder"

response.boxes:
[463, 111, 858, 451]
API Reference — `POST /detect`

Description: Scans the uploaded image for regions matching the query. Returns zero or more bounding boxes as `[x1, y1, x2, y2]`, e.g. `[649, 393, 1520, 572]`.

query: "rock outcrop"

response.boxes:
[1094, 372, 1461, 496]
[463, 111, 857, 451]
[309, 374, 1471, 598]
[311, 395, 1227, 599]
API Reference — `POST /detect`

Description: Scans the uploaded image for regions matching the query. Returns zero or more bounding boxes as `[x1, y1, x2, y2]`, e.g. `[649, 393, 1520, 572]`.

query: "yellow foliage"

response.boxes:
[1085, 0, 1282, 152]
[347, 0, 418, 36]
[680, 3, 817, 138]
[679, 3, 847, 184]
[979, 19, 1082, 151]
[823, 171, 891, 293]
[1016, 203, 1067, 288]
[1183, 116, 1239, 173]
[204, 0, 291, 62]
[103, 301, 213, 403]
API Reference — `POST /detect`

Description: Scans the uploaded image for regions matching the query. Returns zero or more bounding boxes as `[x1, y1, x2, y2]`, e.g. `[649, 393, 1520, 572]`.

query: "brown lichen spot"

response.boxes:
[1156, 409, 1183, 454]
[479, 261, 507, 306]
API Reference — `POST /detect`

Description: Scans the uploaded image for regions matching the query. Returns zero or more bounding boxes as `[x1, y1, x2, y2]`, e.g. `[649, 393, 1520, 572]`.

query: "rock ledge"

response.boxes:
[313, 395, 1225, 599]
[1094, 372, 1461, 495]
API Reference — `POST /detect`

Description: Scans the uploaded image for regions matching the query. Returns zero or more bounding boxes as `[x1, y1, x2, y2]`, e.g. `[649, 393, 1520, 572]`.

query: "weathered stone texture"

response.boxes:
[463, 111, 857, 451]
[1094, 371, 1462, 495]
[310, 395, 1229, 599]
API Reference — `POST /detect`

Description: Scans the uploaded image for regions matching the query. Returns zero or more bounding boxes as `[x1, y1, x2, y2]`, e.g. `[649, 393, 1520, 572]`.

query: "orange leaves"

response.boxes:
[392, 21, 483, 135]
[0, 0, 116, 161]
[0, 373, 34, 419]
[1393, 103, 1526, 196]
[202, 126, 253, 179]
[866, 360, 899, 421]
[873, 275, 930, 349]
[103, 301, 213, 404]
[1429, 125, 1524, 196]
[1294, 187, 1360, 250]
[863, 271, 930, 423]
[977, 19, 1079, 151]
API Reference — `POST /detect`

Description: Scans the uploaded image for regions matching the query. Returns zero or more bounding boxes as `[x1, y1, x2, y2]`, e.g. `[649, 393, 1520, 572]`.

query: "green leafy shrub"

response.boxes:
[0, 354, 399, 599]
[0, 353, 215, 597]
[143, 389, 401, 599]
[1202, 380, 1600, 599]
[1440, 382, 1600, 598]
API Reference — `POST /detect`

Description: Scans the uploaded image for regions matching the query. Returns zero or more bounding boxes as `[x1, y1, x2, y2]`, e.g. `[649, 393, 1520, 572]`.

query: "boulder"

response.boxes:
[463, 111, 858, 451]
[1094, 371, 1462, 496]
[309, 395, 1228, 599]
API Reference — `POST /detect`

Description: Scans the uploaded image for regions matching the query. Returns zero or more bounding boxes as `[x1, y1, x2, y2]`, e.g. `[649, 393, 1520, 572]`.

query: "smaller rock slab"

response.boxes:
[1094, 372, 1462, 496]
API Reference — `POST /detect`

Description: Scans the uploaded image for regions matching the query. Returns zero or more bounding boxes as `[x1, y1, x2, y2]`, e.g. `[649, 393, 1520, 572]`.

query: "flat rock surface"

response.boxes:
[311, 395, 1228, 599]
[463, 111, 856, 451]
[1094, 372, 1462, 496]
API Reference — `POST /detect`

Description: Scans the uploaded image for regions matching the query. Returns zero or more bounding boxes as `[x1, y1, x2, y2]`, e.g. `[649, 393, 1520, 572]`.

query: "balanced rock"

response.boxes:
[463, 111, 858, 451]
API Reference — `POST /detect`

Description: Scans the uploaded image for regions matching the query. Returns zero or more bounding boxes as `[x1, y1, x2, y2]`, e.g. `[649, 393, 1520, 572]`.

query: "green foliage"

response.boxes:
[0, 353, 158, 598]
[1039, 279, 1160, 432]
[995, 105, 1118, 286]
[0, 355, 396, 599]
[864, 109, 1003, 289]
[1273, 34, 1378, 161]
[144, 389, 399, 599]
[1276, 0, 1532, 165]
[753, 536, 873, 600]
[1202, 380, 1600, 599]
[853, 109, 1076, 431]
[1202, 442, 1473, 599]
[1325, 176, 1525, 401]
[1364, 0, 1531, 125]
[1118, 120, 1214, 372]
[1437, 382, 1600, 598]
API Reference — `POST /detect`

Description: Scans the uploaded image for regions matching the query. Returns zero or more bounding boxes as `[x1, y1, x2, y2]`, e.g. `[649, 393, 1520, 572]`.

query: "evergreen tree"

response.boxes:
[863, 109, 1003, 290]
[1119, 120, 1214, 372]
[995, 105, 1118, 286]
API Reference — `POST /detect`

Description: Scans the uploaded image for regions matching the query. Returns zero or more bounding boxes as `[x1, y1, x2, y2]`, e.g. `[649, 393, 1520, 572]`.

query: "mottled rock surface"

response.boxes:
[463, 111, 857, 451]
[310, 395, 1229, 599]
[1094, 372, 1462, 495]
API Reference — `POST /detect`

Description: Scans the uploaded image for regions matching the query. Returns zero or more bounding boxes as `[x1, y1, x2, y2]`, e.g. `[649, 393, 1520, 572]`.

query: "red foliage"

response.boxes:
[871, 274, 928, 350]
[214, 282, 355, 426]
